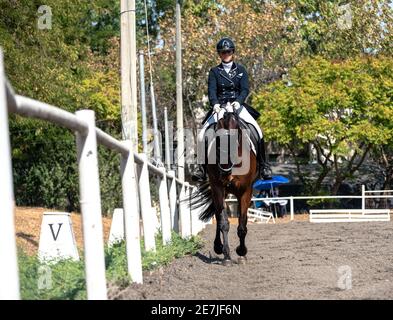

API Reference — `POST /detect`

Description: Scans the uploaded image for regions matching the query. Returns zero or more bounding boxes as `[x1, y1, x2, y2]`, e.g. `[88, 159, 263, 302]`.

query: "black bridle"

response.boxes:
[215, 104, 242, 175]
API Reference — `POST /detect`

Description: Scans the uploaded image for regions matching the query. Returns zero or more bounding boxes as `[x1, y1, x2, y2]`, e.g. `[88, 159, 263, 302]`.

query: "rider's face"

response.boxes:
[219, 50, 234, 63]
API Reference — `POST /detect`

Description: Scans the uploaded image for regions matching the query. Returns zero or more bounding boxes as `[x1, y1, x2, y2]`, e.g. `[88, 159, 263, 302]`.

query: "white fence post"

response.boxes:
[290, 196, 294, 221]
[0, 49, 20, 300]
[121, 140, 143, 284]
[158, 168, 172, 245]
[137, 153, 156, 251]
[168, 170, 178, 232]
[179, 183, 191, 238]
[362, 185, 365, 214]
[190, 187, 201, 235]
[75, 110, 107, 300]
[108, 208, 125, 246]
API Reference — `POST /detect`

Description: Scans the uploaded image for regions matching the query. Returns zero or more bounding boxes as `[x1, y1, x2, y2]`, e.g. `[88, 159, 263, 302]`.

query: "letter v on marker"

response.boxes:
[48, 223, 63, 241]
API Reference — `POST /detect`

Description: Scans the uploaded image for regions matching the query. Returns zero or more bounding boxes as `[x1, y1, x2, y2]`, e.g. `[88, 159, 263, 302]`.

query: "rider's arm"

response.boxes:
[235, 66, 250, 105]
[208, 68, 219, 106]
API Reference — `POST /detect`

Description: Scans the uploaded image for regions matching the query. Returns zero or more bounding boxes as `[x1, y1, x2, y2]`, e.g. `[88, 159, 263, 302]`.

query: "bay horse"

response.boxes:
[191, 103, 258, 265]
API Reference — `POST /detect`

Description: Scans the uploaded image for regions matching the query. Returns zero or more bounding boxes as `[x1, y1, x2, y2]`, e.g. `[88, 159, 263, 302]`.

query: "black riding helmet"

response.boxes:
[216, 37, 235, 53]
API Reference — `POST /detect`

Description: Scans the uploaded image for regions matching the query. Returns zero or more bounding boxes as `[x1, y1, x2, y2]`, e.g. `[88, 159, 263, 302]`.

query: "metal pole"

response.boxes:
[0, 49, 20, 300]
[362, 184, 365, 214]
[150, 82, 161, 164]
[129, 0, 138, 150]
[139, 51, 148, 155]
[120, 0, 131, 141]
[75, 110, 107, 300]
[120, 0, 138, 149]
[176, 0, 185, 180]
[290, 196, 294, 221]
[187, 185, 193, 235]
[121, 140, 143, 284]
[164, 107, 171, 170]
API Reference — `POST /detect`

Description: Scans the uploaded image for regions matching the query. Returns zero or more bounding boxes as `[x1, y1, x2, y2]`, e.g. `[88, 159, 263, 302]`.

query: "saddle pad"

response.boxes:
[203, 118, 258, 157]
[202, 106, 260, 155]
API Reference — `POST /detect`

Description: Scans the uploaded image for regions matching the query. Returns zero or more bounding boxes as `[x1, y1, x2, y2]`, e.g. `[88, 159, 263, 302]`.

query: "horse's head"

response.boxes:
[217, 103, 240, 132]
[214, 103, 242, 175]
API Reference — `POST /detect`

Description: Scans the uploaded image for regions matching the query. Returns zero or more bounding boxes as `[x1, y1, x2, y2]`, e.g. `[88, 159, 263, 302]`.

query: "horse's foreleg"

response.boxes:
[211, 186, 231, 264]
[236, 191, 251, 258]
[219, 207, 231, 264]
[214, 212, 223, 255]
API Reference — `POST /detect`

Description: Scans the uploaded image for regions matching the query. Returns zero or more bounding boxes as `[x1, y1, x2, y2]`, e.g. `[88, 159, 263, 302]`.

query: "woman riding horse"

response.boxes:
[192, 37, 271, 182]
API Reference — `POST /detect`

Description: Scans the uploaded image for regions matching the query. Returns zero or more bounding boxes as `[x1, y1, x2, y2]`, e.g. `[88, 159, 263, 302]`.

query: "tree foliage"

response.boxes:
[1, 0, 392, 208]
[254, 55, 393, 194]
[153, 0, 393, 134]
[153, 0, 304, 130]
[1, 0, 124, 213]
[285, 0, 393, 58]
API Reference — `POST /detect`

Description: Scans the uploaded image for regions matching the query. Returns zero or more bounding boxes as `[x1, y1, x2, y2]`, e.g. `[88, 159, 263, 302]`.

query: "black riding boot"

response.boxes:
[192, 134, 208, 182]
[258, 137, 272, 180]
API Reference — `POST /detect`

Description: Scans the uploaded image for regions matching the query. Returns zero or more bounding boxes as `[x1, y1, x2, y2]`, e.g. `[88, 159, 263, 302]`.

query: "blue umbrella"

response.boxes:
[253, 175, 290, 191]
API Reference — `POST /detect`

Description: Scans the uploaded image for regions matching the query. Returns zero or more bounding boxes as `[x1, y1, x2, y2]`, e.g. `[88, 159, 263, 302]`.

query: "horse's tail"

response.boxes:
[189, 181, 216, 222]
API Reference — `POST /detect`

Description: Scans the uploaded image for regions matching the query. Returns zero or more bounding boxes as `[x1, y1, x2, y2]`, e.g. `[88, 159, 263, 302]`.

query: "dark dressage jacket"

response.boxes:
[203, 61, 260, 124]
[208, 61, 249, 106]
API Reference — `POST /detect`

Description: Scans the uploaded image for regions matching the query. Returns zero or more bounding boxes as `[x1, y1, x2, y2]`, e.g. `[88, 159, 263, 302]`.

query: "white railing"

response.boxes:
[309, 209, 390, 223]
[226, 187, 393, 221]
[0, 49, 208, 300]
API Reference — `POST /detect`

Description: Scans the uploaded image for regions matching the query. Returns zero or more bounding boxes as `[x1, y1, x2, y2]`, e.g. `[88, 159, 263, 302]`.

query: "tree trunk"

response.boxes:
[311, 166, 330, 195]
[331, 178, 343, 196]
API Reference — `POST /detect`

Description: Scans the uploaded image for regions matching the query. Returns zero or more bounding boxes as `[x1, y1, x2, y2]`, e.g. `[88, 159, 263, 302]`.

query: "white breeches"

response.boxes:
[197, 105, 263, 144]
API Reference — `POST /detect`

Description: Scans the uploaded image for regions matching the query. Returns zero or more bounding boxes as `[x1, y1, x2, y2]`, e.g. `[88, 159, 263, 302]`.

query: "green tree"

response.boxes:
[371, 144, 393, 190]
[283, 0, 393, 58]
[253, 55, 393, 194]
[0, 0, 124, 213]
[154, 0, 304, 133]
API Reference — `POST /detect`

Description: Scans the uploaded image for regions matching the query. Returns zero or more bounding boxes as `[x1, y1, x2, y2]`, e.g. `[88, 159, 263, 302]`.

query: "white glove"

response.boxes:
[213, 104, 221, 114]
[231, 101, 241, 110]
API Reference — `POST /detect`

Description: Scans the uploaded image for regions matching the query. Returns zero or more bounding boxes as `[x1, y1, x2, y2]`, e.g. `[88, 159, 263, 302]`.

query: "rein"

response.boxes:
[214, 103, 243, 175]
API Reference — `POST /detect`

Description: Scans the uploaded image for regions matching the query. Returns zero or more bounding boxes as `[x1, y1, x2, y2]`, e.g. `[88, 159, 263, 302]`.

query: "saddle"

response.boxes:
[202, 102, 261, 125]
[202, 114, 260, 158]
[237, 118, 260, 156]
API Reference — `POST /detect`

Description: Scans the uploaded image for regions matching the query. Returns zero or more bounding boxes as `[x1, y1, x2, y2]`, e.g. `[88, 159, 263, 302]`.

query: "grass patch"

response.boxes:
[142, 231, 203, 271]
[19, 231, 203, 300]
[19, 253, 86, 300]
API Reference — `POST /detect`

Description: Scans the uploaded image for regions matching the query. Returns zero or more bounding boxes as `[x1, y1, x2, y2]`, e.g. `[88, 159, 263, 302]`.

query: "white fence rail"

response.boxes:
[0, 49, 207, 300]
[226, 189, 393, 221]
[310, 209, 390, 223]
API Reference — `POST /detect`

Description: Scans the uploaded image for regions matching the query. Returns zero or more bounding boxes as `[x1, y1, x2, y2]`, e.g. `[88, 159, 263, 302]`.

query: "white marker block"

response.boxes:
[108, 208, 125, 246]
[38, 212, 79, 262]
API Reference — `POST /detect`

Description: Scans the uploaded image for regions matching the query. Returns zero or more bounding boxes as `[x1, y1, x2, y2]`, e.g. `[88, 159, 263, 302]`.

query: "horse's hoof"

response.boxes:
[222, 259, 232, 266]
[238, 256, 247, 265]
[236, 246, 248, 256]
